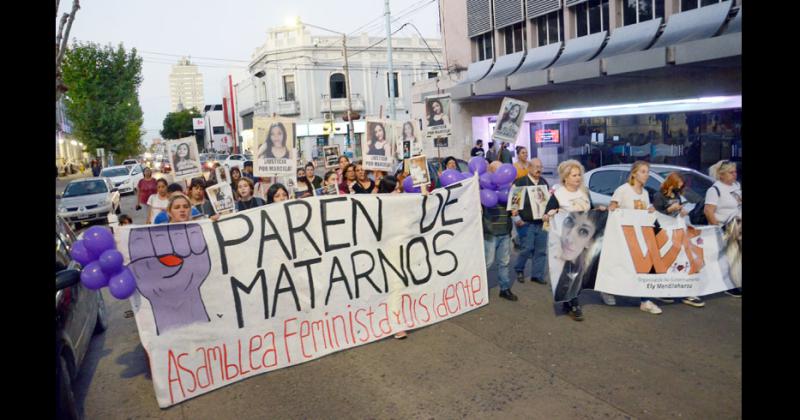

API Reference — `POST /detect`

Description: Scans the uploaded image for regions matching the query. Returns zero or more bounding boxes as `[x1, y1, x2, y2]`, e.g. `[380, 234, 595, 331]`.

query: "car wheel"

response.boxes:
[56, 355, 80, 420]
[94, 292, 109, 334]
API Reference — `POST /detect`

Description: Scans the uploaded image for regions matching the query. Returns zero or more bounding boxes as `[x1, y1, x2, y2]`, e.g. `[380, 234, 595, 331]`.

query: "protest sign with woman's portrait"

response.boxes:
[492, 97, 529, 143]
[397, 121, 421, 159]
[362, 120, 395, 172]
[323, 145, 341, 168]
[423, 94, 452, 140]
[167, 138, 202, 181]
[206, 182, 236, 215]
[254, 117, 297, 177]
[408, 155, 430, 187]
[547, 210, 608, 303]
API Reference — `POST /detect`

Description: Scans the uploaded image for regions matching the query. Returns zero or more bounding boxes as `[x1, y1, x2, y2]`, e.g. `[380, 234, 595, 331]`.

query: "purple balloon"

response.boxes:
[468, 156, 488, 175]
[402, 176, 421, 193]
[440, 169, 461, 187]
[458, 172, 472, 181]
[479, 172, 497, 190]
[480, 189, 498, 208]
[70, 240, 97, 266]
[491, 164, 517, 187]
[83, 226, 116, 255]
[496, 182, 512, 192]
[496, 189, 509, 205]
[108, 267, 137, 300]
[98, 249, 124, 275]
[80, 261, 109, 290]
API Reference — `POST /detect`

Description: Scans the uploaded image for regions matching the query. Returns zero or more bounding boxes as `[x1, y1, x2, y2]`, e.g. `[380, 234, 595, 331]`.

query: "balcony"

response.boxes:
[320, 94, 365, 114]
[253, 101, 270, 116]
[276, 100, 300, 116]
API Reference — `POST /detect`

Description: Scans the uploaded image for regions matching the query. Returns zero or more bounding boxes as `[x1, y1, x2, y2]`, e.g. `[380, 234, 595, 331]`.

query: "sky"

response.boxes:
[57, 0, 442, 147]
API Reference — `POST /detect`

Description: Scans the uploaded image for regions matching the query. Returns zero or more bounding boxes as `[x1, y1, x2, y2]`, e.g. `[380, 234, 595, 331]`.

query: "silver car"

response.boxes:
[58, 177, 121, 229]
[99, 164, 144, 195]
[584, 164, 715, 211]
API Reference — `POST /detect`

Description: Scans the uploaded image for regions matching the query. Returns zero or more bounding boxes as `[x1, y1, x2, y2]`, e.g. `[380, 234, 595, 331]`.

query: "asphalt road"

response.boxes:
[56, 172, 742, 419]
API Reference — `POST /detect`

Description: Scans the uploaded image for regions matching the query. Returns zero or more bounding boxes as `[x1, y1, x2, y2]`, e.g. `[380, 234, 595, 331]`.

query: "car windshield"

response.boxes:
[217, 154, 229, 160]
[63, 180, 108, 197]
[100, 168, 129, 177]
[657, 170, 714, 203]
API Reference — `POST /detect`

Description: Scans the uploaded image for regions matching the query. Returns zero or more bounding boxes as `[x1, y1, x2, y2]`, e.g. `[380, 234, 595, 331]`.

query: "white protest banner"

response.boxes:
[594, 210, 737, 297]
[116, 175, 488, 407]
[166, 138, 202, 181]
[492, 98, 528, 144]
[254, 116, 297, 177]
[424, 94, 452, 141]
[362, 120, 396, 172]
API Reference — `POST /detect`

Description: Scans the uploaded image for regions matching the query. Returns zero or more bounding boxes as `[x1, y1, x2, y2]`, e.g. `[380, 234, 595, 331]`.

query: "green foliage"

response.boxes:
[160, 108, 202, 140]
[61, 42, 145, 159]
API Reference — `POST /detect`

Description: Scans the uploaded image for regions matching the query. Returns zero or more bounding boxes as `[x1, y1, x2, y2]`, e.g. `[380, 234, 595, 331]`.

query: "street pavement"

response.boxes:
[56, 172, 741, 419]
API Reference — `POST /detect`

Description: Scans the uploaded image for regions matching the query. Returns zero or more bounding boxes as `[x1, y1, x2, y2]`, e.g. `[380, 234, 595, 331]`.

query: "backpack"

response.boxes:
[688, 185, 720, 225]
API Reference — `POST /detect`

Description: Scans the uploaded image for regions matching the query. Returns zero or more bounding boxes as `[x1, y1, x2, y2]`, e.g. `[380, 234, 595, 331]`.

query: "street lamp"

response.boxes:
[288, 17, 356, 154]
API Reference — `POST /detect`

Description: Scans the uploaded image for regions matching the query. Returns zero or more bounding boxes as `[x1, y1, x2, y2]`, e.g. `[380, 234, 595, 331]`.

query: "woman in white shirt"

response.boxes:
[704, 160, 742, 297]
[608, 161, 662, 315]
[146, 178, 170, 224]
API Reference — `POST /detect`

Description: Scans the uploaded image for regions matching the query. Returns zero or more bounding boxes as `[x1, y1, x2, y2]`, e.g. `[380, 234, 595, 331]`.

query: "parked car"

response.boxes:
[393, 157, 470, 190]
[99, 164, 143, 195]
[583, 164, 715, 211]
[57, 177, 121, 230]
[56, 215, 108, 420]
[223, 154, 248, 170]
[121, 158, 138, 170]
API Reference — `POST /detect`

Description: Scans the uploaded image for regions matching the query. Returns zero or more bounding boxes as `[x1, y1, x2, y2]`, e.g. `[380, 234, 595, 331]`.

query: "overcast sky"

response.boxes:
[57, 0, 441, 146]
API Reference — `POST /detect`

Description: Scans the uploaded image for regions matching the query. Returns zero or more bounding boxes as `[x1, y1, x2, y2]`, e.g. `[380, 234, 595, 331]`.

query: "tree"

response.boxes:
[61, 42, 145, 159]
[56, 0, 81, 102]
[160, 108, 202, 149]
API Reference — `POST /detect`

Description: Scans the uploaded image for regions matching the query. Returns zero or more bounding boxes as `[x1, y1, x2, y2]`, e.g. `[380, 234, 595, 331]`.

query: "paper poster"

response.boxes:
[166, 138, 202, 181]
[407, 155, 430, 187]
[506, 186, 526, 211]
[396, 121, 422, 159]
[491, 98, 528, 143]
[254, 116, 297, 177]
[362, 120, 396, 172]
[323, 145, 340, 169]
[527, 185, 550, 220]
[423, 94, 452, 141]
[206, 182, 236, 215]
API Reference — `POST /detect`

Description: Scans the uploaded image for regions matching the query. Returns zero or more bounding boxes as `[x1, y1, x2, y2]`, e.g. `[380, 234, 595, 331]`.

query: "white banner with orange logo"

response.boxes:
[594, 210, 738, 297]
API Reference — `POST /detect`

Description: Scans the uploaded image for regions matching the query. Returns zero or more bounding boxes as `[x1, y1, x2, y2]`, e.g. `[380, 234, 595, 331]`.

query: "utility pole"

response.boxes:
[385, 0, 396, 120]
[342, 34, 356, 156]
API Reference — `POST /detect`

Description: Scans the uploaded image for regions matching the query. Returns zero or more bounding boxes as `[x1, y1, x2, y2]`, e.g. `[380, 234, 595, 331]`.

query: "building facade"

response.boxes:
[434, 0, 741, 178]
[236, 24, 443, 164]
[55, 98, 87, 170]
[169, 57, 205, 112]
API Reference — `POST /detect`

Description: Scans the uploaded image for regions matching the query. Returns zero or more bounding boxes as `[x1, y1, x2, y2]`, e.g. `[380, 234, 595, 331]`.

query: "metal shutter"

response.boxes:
[468, 0, 493, 37]
[527, 0, 562, 19]
[565, 0, 588, 6]
[494, 0, 524, 29]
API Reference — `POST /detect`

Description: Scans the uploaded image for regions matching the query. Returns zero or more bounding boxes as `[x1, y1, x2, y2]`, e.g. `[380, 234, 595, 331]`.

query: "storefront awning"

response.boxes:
[596, 18, 662, 60]
[473, 51, 526, 95]
[450, 59, 494, 99]
[652, 0, 733, 48]
[549, 31, 607, 83]
[506, 42, 562, 90]
[722, 7, 741, 35]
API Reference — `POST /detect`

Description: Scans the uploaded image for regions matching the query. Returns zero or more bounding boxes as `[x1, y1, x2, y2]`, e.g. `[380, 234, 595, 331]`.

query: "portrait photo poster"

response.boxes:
[215, 166, 231, 186]
[506, 185, 527, 211]
[396, 120, 422, 160]
[253, 116, 297, 177]
[408, 155, 430, 187]
[423, 94, 452, 140]
[362, 119, 396, 172]
[206, 182, 236, 215]
[527, 185, 551, 220]
[491, 97, 529, 144]
[166, 137, 202, 181]
[323, 145, 341, 169]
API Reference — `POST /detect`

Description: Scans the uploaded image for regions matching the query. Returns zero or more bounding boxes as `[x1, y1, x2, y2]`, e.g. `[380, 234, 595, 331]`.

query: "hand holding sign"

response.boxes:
[128, 224, 211, 335]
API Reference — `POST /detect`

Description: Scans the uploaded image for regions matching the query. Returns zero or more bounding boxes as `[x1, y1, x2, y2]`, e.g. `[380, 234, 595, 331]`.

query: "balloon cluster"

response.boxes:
[468, 156, 517, 207]
[69, 226, 137, 299]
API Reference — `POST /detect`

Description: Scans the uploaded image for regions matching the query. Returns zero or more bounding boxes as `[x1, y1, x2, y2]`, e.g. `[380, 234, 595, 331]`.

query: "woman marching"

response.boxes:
[607, 160, 662, 315]
[339, 163, 357, 194]
[236, 177, 267, 211]
[704, 160, 742, 297]
[543, 160, 607, 321]
[166, 193, 193, 224]
[146, 178, 170, 224]
[137, 167, 157, 213]
[188, 177, 219, 221]
[266, 183, 290, 204]
[352, 162, 377, 194]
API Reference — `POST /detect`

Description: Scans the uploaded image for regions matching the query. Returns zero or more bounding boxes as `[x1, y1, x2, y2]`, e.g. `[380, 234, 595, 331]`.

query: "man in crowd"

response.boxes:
[242, 161, 256, 181]
[486, 141, 498, 162]
[483, 200, 518, 301]
[471, 139, 485, 157]
[499, 142, 513, 164]
[511, 158, 549, 284]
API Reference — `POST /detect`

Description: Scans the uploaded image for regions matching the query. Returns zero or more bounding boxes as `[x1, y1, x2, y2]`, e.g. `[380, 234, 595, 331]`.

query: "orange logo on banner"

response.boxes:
[622, 226, 704, 274]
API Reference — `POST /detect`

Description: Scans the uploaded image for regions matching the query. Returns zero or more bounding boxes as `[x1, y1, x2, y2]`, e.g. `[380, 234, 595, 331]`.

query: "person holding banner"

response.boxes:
[543, 160, 601, 320]
[235, 178, 266, 211]
[254, 177, 272, 201]
[266, 183, 289, 204]
[188, 177, 218, 221]
[512, 158, 549, 285]
[483, 202, 518, 301]
[230, 167, 243, 201]
[166, 193, 193, 223]
[704, 160, 742, 297]
[608, 161, 662, 315]
[653, 173, 705, 308]
[336, 155, 350, 180]
[352, 162, 377, 194]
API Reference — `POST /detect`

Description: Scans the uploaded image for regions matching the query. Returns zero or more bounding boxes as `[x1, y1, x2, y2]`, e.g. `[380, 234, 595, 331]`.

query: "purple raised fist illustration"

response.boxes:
[128, 224, 211, 335]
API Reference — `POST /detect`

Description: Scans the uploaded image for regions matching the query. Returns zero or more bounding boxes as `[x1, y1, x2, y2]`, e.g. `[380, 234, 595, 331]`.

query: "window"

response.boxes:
[330, 73, 346, 99]
[213, 104, 223, 111]
[213, 126, 225, 134]
[623, 0, 665, 26]
[681, 0, 721, 11]
[472, 32, 494, 61]
[575, 0, 609, 37]
[283, 75, 295, 101]
[428, 72, 439, 79]
[536, 10, 564, 47]
[589, 170, 626, 195]
[502, 22, 526, 54]
[386, 72, 399, 98]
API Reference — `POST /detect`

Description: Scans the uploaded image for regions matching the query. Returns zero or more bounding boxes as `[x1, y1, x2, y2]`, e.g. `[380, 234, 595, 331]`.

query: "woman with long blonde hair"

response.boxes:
[705, 160, 742, 297]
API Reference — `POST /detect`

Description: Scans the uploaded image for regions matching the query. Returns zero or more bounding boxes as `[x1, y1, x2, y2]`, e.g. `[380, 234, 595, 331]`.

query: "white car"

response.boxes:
[99, 164, 144, 195]
[223, 154, 247, 170]
[57, 177, 121, 229]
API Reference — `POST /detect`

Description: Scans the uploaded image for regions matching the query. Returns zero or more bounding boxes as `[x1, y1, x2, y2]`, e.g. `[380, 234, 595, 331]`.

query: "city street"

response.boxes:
[56, 173, 741, 419]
